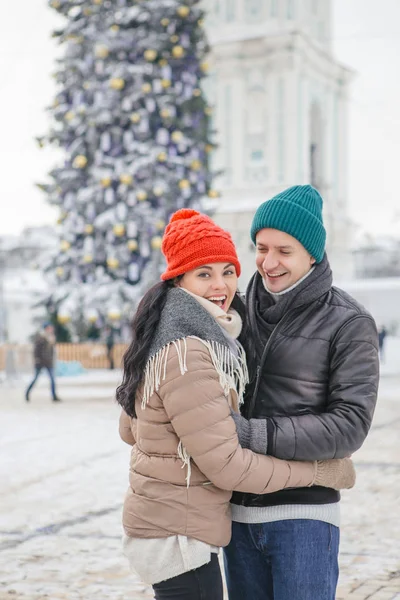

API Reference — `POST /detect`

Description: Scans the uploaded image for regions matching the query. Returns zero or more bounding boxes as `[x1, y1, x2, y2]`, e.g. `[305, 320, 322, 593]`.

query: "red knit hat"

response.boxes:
[161, 209, 241, 280]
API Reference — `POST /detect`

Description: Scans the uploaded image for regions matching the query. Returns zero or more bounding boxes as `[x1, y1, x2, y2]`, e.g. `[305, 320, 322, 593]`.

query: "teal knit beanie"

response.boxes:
[250, 185, 326, 263]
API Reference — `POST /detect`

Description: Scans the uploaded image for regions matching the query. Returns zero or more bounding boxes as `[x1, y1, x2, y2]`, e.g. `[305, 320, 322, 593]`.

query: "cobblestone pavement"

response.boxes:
[0, 372, 399, 599]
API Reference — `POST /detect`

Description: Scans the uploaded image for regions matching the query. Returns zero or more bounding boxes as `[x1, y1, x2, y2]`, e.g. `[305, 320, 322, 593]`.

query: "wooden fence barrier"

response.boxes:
[0, 343, 129, 372]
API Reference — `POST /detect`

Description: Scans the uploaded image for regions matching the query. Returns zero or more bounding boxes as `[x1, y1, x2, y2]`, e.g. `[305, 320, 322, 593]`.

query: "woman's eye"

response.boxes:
[198, 272, 210, 278]
[224, 270, 235, 276]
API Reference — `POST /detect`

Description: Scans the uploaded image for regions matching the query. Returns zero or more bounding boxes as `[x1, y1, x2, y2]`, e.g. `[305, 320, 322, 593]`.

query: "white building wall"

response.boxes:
[204, 1, 354, 284]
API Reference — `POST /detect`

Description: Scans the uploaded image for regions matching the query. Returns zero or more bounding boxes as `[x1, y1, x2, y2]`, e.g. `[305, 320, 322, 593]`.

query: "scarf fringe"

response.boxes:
[140, 336, 249, 487]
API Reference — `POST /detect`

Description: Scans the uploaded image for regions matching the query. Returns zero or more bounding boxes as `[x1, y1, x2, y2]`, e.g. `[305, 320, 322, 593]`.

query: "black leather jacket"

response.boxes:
[232, 284, 379, 508]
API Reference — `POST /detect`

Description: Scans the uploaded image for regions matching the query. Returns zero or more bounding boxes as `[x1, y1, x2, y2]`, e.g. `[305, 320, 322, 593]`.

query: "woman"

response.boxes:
[116, 209, 355, 600]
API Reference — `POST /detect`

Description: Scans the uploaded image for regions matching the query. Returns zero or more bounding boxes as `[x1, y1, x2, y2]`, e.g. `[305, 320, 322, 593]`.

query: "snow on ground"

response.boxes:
[0, 365, 399, 599]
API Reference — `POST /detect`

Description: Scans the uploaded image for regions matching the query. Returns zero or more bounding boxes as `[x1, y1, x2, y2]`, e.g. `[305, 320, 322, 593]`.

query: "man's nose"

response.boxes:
[262, 253, 279, 271]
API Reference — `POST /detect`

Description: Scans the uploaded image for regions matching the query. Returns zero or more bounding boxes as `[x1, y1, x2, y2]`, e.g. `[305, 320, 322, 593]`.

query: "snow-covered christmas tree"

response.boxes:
[38, 0, 216, 333]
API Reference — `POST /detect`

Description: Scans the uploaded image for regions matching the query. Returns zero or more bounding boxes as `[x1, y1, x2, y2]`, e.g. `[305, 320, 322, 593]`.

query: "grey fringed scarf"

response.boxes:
[140, 287, 249, 486]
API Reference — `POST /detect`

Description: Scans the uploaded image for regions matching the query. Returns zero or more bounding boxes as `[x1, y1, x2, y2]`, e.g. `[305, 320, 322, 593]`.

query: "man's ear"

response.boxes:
[310, 256, 316, 265]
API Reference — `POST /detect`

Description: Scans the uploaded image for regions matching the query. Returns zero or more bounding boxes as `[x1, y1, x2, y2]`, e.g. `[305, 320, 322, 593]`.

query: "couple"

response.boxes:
[117, 185, 379, 599]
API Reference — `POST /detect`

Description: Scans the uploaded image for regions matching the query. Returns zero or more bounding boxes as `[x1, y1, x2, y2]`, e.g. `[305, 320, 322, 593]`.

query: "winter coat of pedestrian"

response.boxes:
[116, 209, 356, 600]
[225, 185, 379, 600]
[25, 324, 60, 402]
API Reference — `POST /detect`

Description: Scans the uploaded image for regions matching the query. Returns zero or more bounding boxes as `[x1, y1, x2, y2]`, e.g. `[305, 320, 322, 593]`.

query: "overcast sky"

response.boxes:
[0, 0, 399, 237]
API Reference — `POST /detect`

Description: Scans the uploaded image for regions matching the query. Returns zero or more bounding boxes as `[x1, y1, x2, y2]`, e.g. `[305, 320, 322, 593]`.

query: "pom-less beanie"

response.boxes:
[250, 185, 326, 263]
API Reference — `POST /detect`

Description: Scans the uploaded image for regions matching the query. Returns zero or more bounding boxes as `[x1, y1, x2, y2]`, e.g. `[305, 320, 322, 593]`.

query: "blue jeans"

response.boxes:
[224, 520, 339, 600]
[26, 366, 57, 400]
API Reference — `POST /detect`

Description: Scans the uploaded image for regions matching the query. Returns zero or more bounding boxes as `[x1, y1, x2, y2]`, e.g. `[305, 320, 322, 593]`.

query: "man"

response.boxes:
[105, 326, 115, 370]
[25, 323, 61, 402]
[226, 185, 379, 600]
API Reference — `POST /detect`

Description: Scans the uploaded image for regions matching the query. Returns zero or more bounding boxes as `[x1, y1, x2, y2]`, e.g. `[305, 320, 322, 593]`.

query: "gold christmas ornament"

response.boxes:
[113, 224, 126, 237]
[73, 155, 88, 169]
[205, 144, 214, 153]
[208, 189, 219, 199]
[84, 224, 94, 234]
[107, 257, 120, 269]
[95, 45, 109, 59]
[127, 239, 139, 251]
[160, 108, 171, 119]
[157, 152, 167, 162]
[50, 0, 61, 8]
[159, 58, 168, 67]
[200, 61, 210, 73]
[83, 7, 92, 16]
[172, 45, 185, 59]
[110, 24, 120, 32]
[60, 240, 71, 252]
[83, 254, 93, 263]
[198, 18, 204, 27]
[144, 49, 158, 62]
[65, 111, 75, 121]
[161, 18, 170, 26]
[136, 190, 148, 202]
[100, 176, 112, 187]
[87, 314, 97, 323]
[58, 313, 71, 325]
[130, 112, 141, 123]
[204, 106, 213, 116]
[56, 267, 64, 277]
[127, 239, 139, 252]
[110, 78, 125, 90]
[83, 81, 91, 90]
[119, 173, 133, 185]
[142, 82, 152, 94]
[190, 159, 202, 171]
[193, 88, 201, 97]
[156, 219, 166, 230]
[179, 179, 190, 190]
[151, 236, 163, 250]
[161, 79, 171, 89]
[170, 35, 179, 43]
[177, 5, 190, 17]
[153, 186, 164, 196]
[171, 130, 183, 143]
[108, 308, 121, 320]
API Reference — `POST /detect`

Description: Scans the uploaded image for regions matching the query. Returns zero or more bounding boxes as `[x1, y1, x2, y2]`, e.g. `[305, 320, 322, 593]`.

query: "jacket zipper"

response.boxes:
[247, 307, 299, 419]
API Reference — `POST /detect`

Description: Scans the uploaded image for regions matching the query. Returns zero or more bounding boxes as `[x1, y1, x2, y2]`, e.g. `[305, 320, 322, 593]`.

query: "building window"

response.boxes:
[226, 0, 235, 21]
[271, 0, 278, 17]
[247, 0, 262, 17]
[251, 149, 264, 162]
[312, 0, 318, 15]
[287, 0, 295, 19]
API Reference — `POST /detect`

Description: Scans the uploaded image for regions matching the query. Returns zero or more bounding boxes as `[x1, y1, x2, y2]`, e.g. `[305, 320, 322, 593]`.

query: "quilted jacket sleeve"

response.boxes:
[158, 338, 315, 493]
[265, 315, 379, 461]
[119, 409, 136, 446]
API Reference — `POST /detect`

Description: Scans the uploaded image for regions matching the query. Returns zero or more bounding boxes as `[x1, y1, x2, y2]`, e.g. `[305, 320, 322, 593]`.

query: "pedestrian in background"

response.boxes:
[25, 323, 61, 402]
[378, 325, 388, 361]
[105, 326, 115, 370]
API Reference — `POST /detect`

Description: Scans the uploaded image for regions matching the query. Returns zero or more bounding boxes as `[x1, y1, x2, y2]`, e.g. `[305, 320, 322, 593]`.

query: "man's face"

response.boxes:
[255, 228, 316, 293]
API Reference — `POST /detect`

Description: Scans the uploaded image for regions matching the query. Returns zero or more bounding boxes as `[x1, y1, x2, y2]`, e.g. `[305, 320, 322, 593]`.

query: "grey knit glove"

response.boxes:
[313, 458, 356, 490]
[230, 409, 268, 455]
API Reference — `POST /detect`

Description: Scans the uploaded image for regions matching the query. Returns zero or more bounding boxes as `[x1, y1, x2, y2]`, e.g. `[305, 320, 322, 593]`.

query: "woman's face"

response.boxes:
[178, 262, 238, 312]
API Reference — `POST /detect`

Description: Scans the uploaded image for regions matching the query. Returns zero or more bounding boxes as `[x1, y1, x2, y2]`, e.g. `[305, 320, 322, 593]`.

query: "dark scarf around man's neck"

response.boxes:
[247, 253, 333, 351]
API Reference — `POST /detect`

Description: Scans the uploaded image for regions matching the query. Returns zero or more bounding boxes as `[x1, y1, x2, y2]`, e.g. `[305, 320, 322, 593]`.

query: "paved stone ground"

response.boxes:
[0, 371, 399, 599]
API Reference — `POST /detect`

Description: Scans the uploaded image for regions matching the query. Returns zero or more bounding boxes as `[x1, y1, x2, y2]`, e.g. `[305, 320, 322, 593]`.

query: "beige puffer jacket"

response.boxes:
[120, 337, 316, 548]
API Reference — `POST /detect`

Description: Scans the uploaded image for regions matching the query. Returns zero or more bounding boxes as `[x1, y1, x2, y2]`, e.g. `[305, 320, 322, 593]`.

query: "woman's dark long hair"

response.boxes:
[116, 280, 175, 417]
[116, 282, 255, 418]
